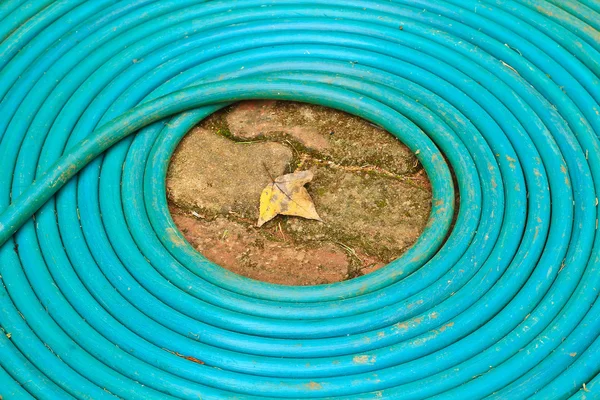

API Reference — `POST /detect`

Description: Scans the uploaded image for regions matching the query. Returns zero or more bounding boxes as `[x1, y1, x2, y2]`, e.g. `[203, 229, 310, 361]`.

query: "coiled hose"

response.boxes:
[0, 0, 599, 398]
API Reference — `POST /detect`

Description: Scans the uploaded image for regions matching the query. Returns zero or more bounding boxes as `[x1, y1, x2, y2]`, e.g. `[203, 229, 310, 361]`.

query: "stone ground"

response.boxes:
[166, 101, 432, 286]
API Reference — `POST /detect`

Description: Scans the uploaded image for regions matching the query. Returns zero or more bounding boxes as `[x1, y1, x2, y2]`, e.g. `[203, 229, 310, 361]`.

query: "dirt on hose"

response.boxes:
[167, 101, 432, 286]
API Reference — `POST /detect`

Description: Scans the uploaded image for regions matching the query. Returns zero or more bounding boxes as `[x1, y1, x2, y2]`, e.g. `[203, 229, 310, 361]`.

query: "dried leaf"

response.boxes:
[257, 170, 322, 227]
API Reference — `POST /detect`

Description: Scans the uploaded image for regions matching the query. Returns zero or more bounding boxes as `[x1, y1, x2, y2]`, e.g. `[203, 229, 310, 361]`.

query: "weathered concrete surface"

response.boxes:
[167, 101, 432, 285]
[167, 129, 293, 216]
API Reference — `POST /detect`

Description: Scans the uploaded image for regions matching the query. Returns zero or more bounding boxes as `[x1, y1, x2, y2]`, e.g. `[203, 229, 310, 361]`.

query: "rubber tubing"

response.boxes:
[0, 0, 599, 398]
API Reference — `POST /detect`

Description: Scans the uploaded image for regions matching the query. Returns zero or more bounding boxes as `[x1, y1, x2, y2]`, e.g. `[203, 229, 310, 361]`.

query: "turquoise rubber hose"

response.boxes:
[1, 0, 599, 398]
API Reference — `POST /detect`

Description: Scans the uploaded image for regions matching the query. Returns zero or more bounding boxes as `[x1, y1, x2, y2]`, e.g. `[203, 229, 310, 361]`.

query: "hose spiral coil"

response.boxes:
[1, 0, 600, 398]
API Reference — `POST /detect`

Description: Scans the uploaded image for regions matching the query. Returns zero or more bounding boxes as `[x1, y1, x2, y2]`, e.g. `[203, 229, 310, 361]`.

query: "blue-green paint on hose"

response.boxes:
[0, 0, 598, 398]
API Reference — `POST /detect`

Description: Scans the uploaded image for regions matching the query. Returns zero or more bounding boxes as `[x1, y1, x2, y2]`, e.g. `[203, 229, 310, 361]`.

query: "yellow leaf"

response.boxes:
[257, 170, 322, 227]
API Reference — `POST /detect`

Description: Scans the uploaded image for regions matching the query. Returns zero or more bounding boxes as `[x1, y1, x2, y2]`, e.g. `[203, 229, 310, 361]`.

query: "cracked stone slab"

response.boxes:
[167, 101, 432, 285]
